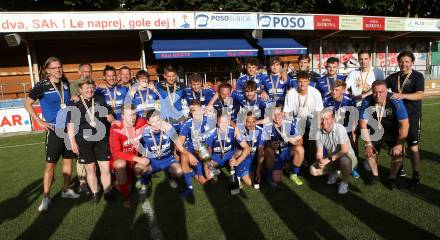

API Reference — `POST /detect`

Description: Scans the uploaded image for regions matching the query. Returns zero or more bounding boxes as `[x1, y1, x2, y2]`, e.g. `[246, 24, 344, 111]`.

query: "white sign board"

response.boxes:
[0, 107, 33, 133]
[258, 13, 314, 30]
[0, 12, 194, 32]
[195, 12, 257, 29]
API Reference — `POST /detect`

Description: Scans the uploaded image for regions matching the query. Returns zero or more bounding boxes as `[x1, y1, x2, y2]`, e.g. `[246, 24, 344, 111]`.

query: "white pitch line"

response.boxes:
[141, 199, 164, 240]
[423, 102, 440, 106]
[0, 142, 44, 149]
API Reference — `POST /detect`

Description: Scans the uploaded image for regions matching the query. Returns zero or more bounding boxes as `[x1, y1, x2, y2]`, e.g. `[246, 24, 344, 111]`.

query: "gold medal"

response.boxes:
[398, 71, 412, 94]
[150, 128, 163, 158]
[50, 80, 65, 109]
[80, 96, 96, 128]
[60, 103, 67, 109]
[375, 99, 386, 130]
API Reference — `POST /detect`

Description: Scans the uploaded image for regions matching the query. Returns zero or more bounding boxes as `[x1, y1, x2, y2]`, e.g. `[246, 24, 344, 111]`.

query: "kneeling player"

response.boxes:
[236, 111, 264, 187]
[109, 104, 149, 207]
[207, 111, 250, 181]
[263, 103, 304, 185]
[178, 100, 216, 197]
[141, 110, 190, 191]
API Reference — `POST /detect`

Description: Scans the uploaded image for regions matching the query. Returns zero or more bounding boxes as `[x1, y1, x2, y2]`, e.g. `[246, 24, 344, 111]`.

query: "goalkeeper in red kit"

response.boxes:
[109, 104, 150, 208]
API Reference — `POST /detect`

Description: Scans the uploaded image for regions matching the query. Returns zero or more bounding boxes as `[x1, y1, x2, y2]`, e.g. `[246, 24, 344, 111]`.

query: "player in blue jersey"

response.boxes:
[236, 80, 269, 126]
[119, 65, 136, 88]
[154, 65, 187, 133]
[178, 100, 216, 197]
[235, 58, 269, 100]
[95, 65, 128, 120]
[359, 80, 409, 189]
[262, 57, 290, 104]
[131, 70, 159, 118]
[237, 111, 264, 186]
[183, 73, 214, 107]
[263, 103, 304, 186]
[207, 111, 250, 178]
[25, 57, 80, 212]
[141, 110, 193, 191]
[323, 80, 359, 178]
[208, 82, 241, 123]
[316, 57, 347, 97]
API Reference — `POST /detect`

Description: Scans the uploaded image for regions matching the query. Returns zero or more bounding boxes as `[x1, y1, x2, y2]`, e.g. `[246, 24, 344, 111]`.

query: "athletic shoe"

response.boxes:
[351, 169, 360, 178]
[398, 166, 406, 177]
[338, 182, 349, 194]
[38, 197, 51, 212]
[61, 189, 80, 199]
[289, 174, 303, 186]
[103, 191, 114, 202]
[327, 172, 338, 185]
[169, 179, 178, 189]
[180, 188, 194, 200]
[366, 175, 379, 185]
[410, 177, 420, 186]
[78, 184, 90, 194]
[90, 193, 99, 204]
[387, 178, 397, 190]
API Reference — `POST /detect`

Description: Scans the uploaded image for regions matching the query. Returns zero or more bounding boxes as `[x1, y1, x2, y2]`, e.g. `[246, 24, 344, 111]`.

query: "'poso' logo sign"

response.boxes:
[259, 15, 308, 29]
[196, 13, 253, 28]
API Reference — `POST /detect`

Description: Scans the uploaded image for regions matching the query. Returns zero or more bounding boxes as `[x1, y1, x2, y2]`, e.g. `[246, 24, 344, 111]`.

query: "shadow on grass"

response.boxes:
[153, 179, 187, 240]
[307, 174, 438, 239]
[260, 180, 346, 240]
[0, 178, 42, 225]
[88, 188, 147, 240]
[16, 177, 86, 240]
[376, 165, 440, 208]
[203, 173, 265, 240]
[420, 149, 440, 163]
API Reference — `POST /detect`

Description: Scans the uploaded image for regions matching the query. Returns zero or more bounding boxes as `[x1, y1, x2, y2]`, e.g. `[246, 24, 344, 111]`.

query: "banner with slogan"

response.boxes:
[0, 11, 194, 32]
[0, 107, 32, 134]
[194, 12, 257, 29]
[257, 13, 313, 30]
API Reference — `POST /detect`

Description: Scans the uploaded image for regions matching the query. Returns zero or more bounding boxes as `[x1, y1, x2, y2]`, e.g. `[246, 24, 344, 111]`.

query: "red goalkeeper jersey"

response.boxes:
[109, 118, 148, 162]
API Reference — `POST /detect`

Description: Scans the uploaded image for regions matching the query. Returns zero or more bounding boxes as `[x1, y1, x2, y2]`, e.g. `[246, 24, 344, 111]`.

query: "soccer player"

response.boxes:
[237, 111, 264, 186]
[284, 71, 324, 165]
[109, 104, 149, 208]
[25, 57, 79, 212]
[206, 111, 250, 180]
[263, 57, 290, 104]
[346, 50, 385, 105]
[119, 66, 135, 87]
[236, 58, 269, 100]
[154, 65, 186, 133]
[67, 78, 117, 203]
[236, 80, 269, 125]
[316, 57, 346, 97]
[131, 70, 159, 118]
[183, 73, 215, 107]
[178, 100, 216, 197]
[263, 103, 304, 185]
[95, 65, 128, 120]
[323, 80, 359, 177]
[70, 63, 93, 98]
[289, 54, 321, 88]
[385, 51, 425, 185]
[359, 80, 409, 189]
[208, 82, 241, 123]
[310, 108, 358, 194]
[141, 110, 188, 190]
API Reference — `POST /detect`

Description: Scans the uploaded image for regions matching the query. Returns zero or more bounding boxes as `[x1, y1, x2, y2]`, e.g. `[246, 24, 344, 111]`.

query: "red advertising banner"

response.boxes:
[31, 105, 44, 131]
[314, 15, 339, 30]
[363, 17, 385, 31]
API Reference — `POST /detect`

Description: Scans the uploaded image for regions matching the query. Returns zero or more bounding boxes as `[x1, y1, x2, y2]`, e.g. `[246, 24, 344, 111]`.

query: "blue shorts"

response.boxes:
[236, 156, 256, 177]
[273, 147, 291, 170]
[151, 156, 178, 173]
[212, 151, 234, 168]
